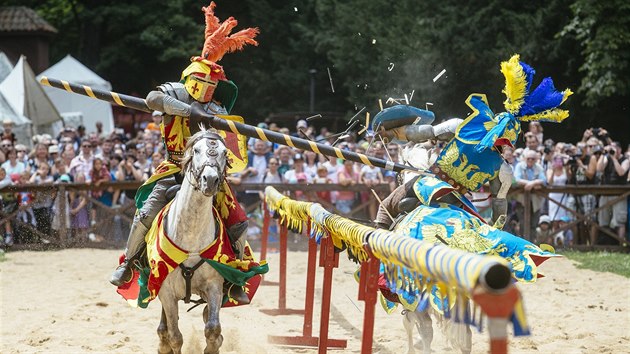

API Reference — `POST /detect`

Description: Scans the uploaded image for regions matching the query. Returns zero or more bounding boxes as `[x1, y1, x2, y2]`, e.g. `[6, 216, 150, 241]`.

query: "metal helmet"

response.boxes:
[181, 58, 227, 103]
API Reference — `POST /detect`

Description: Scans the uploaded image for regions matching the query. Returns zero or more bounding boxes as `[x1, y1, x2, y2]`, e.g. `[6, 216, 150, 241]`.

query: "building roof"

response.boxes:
[0, 6, 57, 34]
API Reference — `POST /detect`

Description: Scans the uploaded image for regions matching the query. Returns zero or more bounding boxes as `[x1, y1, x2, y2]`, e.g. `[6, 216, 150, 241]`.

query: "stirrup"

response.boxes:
[110, 262, 133, 286]
[224, 282, 250, 305]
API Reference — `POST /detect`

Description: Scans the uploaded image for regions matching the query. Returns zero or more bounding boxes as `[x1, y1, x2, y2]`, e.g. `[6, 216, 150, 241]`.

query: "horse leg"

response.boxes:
[417, 310, 433, 354]
[203, 281, 223, 354]
[157, 307, 173, 354]
[402, 310, 416, 354]
[160, 295, 183, 354]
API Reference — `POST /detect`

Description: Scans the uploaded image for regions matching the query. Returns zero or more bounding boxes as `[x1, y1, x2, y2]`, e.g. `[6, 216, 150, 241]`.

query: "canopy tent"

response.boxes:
[0, 51, 13, 82]
[37, 54, 114, 133]
[0, 55, 61, 143]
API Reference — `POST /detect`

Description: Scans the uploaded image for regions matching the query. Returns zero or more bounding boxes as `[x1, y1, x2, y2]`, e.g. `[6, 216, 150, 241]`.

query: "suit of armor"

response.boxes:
[110, 2, 258, 287]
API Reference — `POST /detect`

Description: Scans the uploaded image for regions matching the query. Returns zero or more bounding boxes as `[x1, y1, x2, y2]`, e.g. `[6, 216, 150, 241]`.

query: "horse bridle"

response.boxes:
[185, 133, 229, 191]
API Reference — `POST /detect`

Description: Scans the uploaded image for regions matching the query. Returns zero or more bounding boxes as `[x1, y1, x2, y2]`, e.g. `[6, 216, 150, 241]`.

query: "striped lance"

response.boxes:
[40, 76, 426, 174]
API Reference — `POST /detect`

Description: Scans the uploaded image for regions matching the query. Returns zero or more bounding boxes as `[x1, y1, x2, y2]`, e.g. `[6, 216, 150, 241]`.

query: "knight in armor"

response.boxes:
[374, 55, 572, 230]
[110, 2, 258, 289]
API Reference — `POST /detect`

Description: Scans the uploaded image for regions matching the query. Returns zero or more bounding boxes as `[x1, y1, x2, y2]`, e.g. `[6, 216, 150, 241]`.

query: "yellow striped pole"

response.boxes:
[40, 77, 425, 174]
[40, 76, 152, 113]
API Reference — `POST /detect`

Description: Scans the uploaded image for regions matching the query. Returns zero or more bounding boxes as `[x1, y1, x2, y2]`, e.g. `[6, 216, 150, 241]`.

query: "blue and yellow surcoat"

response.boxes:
[433, 94, 521, 193]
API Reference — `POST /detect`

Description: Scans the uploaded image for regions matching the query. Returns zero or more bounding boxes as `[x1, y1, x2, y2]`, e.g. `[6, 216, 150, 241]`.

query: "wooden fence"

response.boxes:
[1, 182, 628, 250]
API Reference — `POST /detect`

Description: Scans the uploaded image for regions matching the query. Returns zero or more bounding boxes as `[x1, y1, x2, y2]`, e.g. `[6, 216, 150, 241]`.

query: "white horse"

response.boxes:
[156, 129, 229, 354]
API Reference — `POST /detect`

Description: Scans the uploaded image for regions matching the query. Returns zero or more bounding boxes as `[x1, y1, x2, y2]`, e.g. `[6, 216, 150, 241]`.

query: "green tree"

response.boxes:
[560, 0, 630, 107]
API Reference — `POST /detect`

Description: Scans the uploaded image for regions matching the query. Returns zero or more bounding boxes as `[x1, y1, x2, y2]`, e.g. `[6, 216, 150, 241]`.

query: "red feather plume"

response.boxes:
[200, 2, 259, 63]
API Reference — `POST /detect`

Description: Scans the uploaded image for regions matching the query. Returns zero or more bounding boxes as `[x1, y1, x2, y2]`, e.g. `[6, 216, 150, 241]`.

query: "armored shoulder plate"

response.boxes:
[158, 82, 194, 104]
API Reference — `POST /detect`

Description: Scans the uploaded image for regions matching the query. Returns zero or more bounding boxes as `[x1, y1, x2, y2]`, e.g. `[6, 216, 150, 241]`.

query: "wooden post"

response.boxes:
[357, 247, 381, 354]
[260, 221, 303, 316]
[58, 185, 68, 246]
[317, 236, 348, 353]
[523, 190, 531, 242]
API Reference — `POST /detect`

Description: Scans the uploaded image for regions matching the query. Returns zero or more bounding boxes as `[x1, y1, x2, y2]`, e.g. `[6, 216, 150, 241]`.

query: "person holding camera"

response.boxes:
[596, 142, 629, 242]
[568, 136, 601, 243]
[547, 154, 573, 227]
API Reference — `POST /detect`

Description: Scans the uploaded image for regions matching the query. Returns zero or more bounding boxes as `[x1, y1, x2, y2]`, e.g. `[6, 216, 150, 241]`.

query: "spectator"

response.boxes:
[570, 134, 600, 243]
[240, 139, 271, 209]
[293, 119, 309, 139]
[535, 214, 552, 245]
[0, 139, 12, 162]
[1, 148, 26, 176]
[48, 145, 60, 172]
[143, 151, 163, 180]
[52, 158, 72, 182]
[359, 163, 384, 221]
[528, 121, 544, 145]
[547, 154, 573, 226]
[16, 171, 36, 230]
[322, 154, 341, 183]
[313, 165, 333, 204]
[69, 172, 90, 243]
[303, 150, 319, 180]
[100, 139, 114, 160]
[284, 153, 311, 183]
[29, 163, 54, 238]
[524, 132, 540, 153]
[28, 143, 50, 172]
[555, 216, 574, 247]
[1, 119, 16, 144]
[14, 144, 28, 163]
[89, 156, 113, 224]
[275, 146, 293, 176]
[261, 157, 283, 184]
[596, 142, 629, 242]
[69, 141, 95, 182]
[133, 144, 152, 178]
[0, 167, 16, 246]
[115, 154, 143, 202]
[336, 159, 359, 214]
[514, 149, 547, 241]
[146, 110, 162, 133]
[502, 146, 518, 170]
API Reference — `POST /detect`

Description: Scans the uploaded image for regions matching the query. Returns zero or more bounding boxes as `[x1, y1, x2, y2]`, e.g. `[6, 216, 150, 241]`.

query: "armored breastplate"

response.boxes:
[158, 83, 227, 166]
[433, 94, 520, 192]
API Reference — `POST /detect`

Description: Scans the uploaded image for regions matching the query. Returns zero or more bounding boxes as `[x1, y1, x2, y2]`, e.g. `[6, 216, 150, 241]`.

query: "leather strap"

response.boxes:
[179, 259, 206, 303]
[429, 164, 469, 195]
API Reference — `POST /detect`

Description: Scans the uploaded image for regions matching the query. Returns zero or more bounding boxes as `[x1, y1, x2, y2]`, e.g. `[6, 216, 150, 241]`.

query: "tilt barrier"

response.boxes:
[262, 187, 526, 354]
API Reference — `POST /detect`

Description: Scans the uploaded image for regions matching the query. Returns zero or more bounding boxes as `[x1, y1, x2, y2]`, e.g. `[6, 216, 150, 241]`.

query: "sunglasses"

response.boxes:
[1, 144, 11, 148]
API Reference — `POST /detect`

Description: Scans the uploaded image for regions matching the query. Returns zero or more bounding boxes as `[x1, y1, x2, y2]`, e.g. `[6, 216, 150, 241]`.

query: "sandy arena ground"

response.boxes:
[1, 247, 630, 353]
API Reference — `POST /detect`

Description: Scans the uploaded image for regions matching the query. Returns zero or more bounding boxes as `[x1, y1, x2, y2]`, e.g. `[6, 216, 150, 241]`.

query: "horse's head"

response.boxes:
[181, 129, 229, 197]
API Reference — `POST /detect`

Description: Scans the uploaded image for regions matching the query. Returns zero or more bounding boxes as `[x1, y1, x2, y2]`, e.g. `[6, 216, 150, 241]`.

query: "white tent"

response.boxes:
[0, 51, 13, 82]
[37, 54, 115, 133]
[0, 55, 61, 143]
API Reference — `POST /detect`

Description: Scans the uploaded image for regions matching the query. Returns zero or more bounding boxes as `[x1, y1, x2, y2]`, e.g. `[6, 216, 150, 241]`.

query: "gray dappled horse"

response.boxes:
[156, 129, 229, 354]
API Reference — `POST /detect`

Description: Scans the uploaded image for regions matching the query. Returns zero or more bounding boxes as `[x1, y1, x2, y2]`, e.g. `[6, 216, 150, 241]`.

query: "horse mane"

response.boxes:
[180, 127, 223, 173]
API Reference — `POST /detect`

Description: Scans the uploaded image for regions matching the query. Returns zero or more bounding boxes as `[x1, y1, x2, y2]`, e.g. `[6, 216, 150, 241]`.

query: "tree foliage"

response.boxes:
[3, 0, 628, 143]
[560, 0, 630, 106]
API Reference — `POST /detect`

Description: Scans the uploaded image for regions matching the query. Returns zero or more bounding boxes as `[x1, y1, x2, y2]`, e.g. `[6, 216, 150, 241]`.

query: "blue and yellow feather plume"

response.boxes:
[501, 54, 572, 122]
[501, 55, 528, 114]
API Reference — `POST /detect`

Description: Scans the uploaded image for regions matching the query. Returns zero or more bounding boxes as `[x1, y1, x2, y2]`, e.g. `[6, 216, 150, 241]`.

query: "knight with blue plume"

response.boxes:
[373, 54, 572, 230]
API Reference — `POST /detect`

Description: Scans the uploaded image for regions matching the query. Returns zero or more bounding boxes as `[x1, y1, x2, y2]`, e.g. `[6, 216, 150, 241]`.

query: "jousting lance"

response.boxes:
[40, 76, 425, 174]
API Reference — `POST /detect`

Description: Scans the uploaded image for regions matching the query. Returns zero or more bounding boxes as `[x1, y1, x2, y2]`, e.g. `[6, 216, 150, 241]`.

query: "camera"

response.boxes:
[591, 127, 600, 136]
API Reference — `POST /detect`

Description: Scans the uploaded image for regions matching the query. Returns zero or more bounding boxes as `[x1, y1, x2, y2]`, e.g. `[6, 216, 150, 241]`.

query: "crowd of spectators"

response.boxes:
[504, 124, 630, 247]
[0, 112, 628, 249]
[0, 112, 164, 247]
